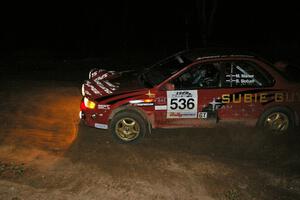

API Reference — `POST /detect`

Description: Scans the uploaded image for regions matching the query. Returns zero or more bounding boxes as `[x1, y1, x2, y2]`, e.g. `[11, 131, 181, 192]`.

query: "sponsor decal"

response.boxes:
[208, 97, 223, 111]
[226, 74, 256, 85]
[145, 90, 155, 98]
[198, 112, 208, 119]
[225, 65, 262, 86]
[201, 97, 223, 120]
[155, 97, 167, 104]
[95, 123, 108, 129]
[221, 92, 300, 104]
[168, 112, 182, 117]
[167, 90, 198, 118]
[98, 104, 111, 110]
[155, 105, 167, 110]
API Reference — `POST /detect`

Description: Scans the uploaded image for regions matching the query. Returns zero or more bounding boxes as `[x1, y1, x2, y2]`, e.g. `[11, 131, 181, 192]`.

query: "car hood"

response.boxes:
[82, 68, 146, 100]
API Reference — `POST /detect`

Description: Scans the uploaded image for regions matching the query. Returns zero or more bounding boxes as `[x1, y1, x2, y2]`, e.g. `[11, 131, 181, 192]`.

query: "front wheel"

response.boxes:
[110, 111, 147, 143]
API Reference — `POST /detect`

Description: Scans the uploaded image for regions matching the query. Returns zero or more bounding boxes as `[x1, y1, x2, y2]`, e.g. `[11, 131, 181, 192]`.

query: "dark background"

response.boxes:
[1, 1, 300, 80]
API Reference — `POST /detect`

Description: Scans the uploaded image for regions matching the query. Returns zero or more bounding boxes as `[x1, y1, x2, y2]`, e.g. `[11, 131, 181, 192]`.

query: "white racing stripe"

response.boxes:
[94, 77, 112, 94]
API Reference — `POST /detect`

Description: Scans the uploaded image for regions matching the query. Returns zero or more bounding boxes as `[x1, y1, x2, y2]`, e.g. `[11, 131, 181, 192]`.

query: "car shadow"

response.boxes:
[65, 123, 300, 177]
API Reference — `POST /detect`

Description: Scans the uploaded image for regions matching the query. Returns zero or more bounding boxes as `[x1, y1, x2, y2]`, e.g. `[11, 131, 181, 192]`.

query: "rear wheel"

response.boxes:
[258, 107, 294, 134]
[110, 111, 147, 143]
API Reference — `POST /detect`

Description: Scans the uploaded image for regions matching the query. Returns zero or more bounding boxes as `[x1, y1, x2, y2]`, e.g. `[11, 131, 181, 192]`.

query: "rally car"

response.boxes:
[79, 49, 300, 143]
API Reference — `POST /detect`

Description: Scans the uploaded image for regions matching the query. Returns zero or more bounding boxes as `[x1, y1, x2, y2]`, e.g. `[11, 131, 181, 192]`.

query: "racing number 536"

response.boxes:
[170, 98, 195, 110]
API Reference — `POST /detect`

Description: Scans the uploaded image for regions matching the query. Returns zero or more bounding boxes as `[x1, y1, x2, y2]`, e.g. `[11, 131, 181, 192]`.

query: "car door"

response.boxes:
[218, 59, 276, 121]
[154, 58, 275, 128]
[186, 61, 245, 123]
[154, 61, 233, 128]
[195, 59, 274, 123]
[154, 88, 200, 128]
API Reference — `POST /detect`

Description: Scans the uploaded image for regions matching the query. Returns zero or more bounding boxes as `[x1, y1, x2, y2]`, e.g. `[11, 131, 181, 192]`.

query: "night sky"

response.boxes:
[1, 1, 300, 61]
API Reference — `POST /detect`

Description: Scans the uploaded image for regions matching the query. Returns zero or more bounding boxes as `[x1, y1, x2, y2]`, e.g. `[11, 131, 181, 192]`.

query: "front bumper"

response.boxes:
[79, 110, 108, 129]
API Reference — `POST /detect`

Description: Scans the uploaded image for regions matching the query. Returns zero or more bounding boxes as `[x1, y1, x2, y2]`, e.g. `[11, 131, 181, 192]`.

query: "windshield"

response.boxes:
[141, 54, 192, 87]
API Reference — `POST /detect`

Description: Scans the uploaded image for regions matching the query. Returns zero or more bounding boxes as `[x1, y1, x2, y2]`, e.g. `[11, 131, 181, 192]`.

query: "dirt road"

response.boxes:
[0, 80, 300, 200]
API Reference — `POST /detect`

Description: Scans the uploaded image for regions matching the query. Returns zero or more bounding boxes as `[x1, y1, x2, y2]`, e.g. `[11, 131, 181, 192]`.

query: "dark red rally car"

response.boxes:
[79, 49, 300, 143]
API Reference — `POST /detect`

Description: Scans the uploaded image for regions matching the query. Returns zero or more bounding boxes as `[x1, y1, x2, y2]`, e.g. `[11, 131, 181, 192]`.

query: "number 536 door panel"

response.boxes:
[154, 88, 244, 128]
[154, 90, 200, 127]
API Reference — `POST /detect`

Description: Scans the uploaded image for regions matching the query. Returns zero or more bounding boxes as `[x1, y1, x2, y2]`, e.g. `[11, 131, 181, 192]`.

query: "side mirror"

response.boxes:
[162, 82, 175, 91]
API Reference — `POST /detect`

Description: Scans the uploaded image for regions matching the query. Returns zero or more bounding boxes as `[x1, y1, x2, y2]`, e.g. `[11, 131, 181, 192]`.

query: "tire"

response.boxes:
[257, 107, 295, 134]
[110, 111, 147, 144]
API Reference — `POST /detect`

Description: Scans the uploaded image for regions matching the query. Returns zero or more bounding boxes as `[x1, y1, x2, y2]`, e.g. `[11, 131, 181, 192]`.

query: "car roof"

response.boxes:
[179, 48, 256, 61]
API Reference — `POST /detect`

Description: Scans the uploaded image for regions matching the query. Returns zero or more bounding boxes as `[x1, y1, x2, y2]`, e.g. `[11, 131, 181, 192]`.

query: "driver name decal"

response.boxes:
[167, 90, 198, 118]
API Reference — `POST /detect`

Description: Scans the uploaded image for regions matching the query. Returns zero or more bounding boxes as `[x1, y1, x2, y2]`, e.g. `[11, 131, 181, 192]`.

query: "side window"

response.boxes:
[224, 61, 273, 87]
[172, 62, 221, 89]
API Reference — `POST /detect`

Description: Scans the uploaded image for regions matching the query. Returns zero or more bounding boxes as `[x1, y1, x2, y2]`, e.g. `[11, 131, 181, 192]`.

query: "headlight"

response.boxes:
[84, 97, 96, 109]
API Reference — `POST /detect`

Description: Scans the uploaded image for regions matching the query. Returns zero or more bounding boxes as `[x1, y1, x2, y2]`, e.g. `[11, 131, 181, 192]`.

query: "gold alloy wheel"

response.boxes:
[264, 112, 289, 132]
[115, 117, 140, 141]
